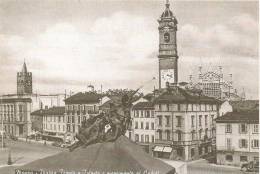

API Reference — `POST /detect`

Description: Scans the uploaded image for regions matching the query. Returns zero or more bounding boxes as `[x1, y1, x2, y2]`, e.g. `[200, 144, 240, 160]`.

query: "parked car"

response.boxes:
[241, 161, 259, 172]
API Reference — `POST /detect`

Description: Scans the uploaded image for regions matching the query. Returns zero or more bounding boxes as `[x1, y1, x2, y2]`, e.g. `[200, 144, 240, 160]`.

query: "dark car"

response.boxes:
[241, 161, 259, 172]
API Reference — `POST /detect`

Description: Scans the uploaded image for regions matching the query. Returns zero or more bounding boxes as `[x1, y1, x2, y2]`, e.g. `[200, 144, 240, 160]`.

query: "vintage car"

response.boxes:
[241, 161, 259, 172]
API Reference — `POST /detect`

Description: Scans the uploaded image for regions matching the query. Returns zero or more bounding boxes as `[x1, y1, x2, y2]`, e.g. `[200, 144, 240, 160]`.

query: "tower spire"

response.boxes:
[166, 0, 170, 8]
[22, 61, 27, 73]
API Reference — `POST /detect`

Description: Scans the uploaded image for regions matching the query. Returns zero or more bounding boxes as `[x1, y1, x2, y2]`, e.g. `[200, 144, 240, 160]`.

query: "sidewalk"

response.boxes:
[210, 163, 241, 170]
[18, 138, 53, 145]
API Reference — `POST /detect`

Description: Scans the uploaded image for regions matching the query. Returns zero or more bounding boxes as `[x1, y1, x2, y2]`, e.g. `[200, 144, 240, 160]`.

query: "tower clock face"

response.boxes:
[161, 69, 175, 88]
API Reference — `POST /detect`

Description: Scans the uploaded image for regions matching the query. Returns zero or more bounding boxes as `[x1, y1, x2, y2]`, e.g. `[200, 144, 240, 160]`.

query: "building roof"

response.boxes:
[160, 0, 176, 22]
[22, 62, 27, 73]
[132, 102, 154, 110]
[31, 107, 65, 116]
[154, 87, 220, 104]
[230, 100, 259, 112]
[215, 111, 259, 123]
[0, 97, 32, 103]
[31, 109, 45, 116]
[64, 92, 102, 104]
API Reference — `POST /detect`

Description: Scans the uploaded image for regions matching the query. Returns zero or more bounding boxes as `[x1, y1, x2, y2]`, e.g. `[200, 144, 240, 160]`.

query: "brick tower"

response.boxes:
[158, 0, 178, 89]
[17, 62, 32, 95]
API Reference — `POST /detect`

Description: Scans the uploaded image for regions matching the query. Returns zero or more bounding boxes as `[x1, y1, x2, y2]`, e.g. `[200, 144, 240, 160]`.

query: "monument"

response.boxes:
[14, 91, 176, 174]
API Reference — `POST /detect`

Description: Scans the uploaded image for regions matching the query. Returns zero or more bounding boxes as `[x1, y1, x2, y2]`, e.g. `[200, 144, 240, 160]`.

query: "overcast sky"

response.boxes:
[0, 0, 258, 99]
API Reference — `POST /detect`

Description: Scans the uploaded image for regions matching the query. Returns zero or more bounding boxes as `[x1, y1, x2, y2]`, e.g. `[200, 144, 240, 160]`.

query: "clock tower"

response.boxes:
[17, 61, 32, 95]
[158, 0, 178, 89]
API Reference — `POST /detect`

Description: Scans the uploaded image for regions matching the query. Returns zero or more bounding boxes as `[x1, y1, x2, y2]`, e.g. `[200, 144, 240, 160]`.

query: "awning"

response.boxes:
[163, 146, 172, 153]
[153, 146, 164, 152]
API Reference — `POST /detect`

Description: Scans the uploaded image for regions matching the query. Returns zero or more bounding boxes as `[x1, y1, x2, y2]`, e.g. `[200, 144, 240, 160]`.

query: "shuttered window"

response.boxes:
[239, 124, 247, 134]
[239, 139, 248, 148]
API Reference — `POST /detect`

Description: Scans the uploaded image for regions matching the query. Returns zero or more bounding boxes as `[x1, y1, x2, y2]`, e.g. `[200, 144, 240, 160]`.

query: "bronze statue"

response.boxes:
[69, 88, 140, 152]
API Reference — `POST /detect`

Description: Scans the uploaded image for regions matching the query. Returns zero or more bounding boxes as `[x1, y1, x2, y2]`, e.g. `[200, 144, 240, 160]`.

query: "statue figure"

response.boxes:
[69, 88, 140, 152]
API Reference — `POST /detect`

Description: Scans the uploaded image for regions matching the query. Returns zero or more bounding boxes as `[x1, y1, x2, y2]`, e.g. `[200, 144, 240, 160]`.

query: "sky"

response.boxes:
[0, 0, 258, 99]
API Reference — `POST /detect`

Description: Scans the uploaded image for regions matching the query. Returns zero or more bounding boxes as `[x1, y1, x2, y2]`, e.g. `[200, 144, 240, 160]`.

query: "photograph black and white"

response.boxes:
[0, 0, 259, 174]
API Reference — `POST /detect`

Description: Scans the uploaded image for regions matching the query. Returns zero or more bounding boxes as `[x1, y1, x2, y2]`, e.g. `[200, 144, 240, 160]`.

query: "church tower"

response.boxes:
[158, 0, 178, 89]
[17, 62, 32, 95]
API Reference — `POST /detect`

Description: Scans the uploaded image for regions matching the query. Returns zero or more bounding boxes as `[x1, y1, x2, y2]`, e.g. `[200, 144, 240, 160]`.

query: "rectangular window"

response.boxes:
[191, 131, 195, 140]
[252, 139, 259, 148]
[191, 148, 195, 157]
[211, 115, 214, 125]
[226, 124, 232, 133]
[199, 115, 202, 126]
[145, 135, 149, 143]
[146, 111, 150, 118]
[165, 116, 170, 126]
[135, 122, 138, 129]
[141, 135, 144, 142]
[78, 116, 80, 124]
[176, 116, 181, 127]
[151, 122, 155, 130]
[191, 116, 195, 127]
[205, 115, 208, 126]
[240, 124, 247, 134]
[158, 116, 162, 126]
[226, 138, 232, 149]
[145, 122, 149, 130]
[151, 135, 154, 143]
[240, 156, 248, 162]
[226, 155, 233, 162]
[253, 124, 259, 133]
[177, 148, 183, 157]
[159, 131, 162, 140]
[239, 139, 248, 148]
[141, 111, 143, 117]
[136, 110, 139, 117]
[151, 111, 154, 118]
[141, 122, 143, 129]
[166, 131, 170, 140]
[177, 132, 182, 141]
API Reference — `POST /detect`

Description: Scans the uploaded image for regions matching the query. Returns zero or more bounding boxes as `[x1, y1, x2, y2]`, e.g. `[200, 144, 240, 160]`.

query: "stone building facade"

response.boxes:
[216, 111, 259, 166]
[0, 97, 32, 137]
[153, 85, 220, 161]
[64, 92, 102, 135]
[131, 100, 155, 154]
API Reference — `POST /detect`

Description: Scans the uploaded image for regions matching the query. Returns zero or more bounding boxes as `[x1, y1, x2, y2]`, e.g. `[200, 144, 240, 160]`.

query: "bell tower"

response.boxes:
[158, 0, 178, 89]
[17, 61, 32, 95]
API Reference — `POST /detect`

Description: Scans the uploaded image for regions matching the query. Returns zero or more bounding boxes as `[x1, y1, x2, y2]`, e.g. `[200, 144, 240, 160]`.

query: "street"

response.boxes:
[160, 158, 258, 174]
[0, 139, 64, 171]
[0, 140, 258, 174]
